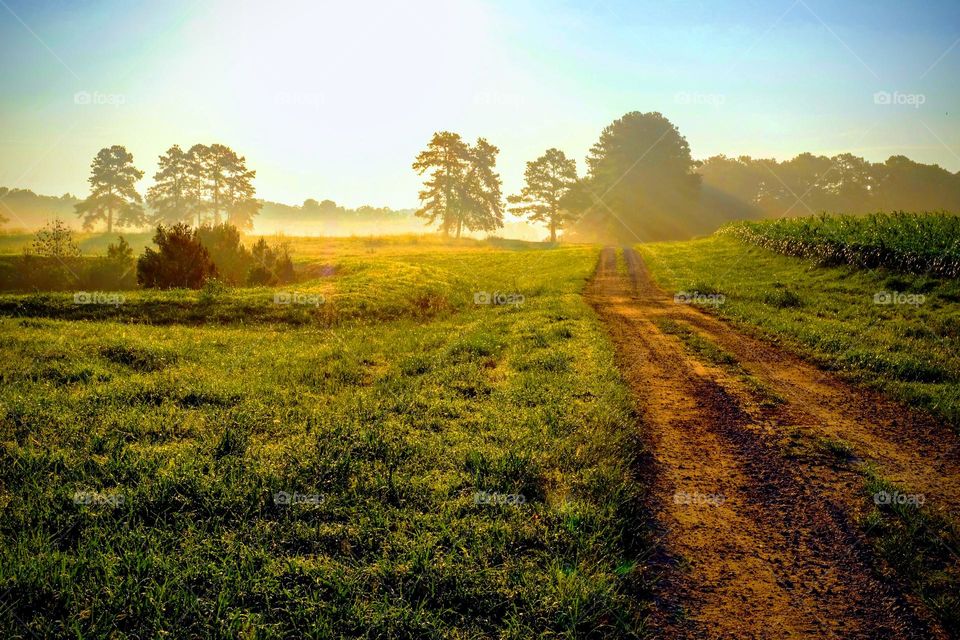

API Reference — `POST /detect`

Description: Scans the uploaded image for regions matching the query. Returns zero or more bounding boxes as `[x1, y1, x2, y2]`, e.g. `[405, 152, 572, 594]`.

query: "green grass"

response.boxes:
[861, 469, 960, 635]
[638, 235, 960, 426]
[0, 240, 652, 638]
[724, 212, 960, 278]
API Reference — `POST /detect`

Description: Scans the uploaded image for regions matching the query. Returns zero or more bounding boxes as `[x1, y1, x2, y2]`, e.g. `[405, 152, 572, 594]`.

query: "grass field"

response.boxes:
[0, 240, 652, 638]
[638, 234, 960, 426]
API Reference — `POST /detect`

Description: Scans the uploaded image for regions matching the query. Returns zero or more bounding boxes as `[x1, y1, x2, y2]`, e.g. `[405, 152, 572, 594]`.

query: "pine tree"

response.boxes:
[181, 144, 260, 229]
[459, 138, 504, 237]
[508, 148, 578, 242]
[75, 146, 145, 233]
[146, 145, 191, 225]
[412, 132, 470, 237]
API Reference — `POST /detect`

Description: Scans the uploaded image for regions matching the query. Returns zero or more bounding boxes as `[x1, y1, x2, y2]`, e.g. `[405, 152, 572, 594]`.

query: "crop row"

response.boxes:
[722, 212, 960, 278]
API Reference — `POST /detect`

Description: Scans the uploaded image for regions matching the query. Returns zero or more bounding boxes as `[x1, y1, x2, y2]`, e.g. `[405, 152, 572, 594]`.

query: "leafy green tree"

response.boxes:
[578, 112, 699, 241]
[508, 148, 578, 242]
[412, 131, 471, 237]
[147, 145, 192, 224]
[75, 146, 145, 233]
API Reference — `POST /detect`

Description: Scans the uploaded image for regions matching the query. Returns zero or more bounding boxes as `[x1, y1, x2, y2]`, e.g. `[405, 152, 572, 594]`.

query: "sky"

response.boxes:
[1, 0, 958, 209]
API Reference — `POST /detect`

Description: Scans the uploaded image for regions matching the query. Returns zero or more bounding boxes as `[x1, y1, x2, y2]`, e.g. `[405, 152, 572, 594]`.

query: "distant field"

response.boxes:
[639, 234, 960, 426]
[0, 240, 651, 637]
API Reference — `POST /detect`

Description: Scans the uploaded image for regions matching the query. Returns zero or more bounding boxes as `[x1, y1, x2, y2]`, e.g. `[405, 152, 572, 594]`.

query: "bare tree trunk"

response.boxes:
[456, 217, 463, 239]
[107, 208, 113, 234]
[550, 221, 556, 243]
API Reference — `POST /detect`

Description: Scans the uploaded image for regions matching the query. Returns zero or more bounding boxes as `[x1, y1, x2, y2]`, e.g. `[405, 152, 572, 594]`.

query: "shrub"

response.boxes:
[137, 224, 217, 289]
[197, 224, 251, 285]
[247, 237, 295, 285]
[87, 236, 137, 290]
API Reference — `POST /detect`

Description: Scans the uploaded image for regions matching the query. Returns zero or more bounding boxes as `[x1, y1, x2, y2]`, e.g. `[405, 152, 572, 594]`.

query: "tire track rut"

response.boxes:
[586, 247, 949, 639]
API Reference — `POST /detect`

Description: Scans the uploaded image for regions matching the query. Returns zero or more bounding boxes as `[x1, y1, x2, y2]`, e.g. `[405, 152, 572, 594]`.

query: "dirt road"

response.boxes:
[586, 247, 958, 639]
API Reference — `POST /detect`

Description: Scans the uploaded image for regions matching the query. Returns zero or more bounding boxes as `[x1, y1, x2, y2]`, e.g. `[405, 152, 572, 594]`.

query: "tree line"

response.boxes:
[412, 112, 703, 242]
[700, 153, 960, 217]
[74, 144, 261, 233]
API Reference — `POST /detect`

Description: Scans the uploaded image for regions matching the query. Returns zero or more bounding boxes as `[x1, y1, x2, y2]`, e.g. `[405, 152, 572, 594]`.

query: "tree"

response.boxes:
[147, 145, 192, 225]
[508, 148, 578, 242]
[32, 219, 81, 258]
[88, 236, 137, 289]
[412, 131, 471, 237]
[577, 112, 700, 241]
[185, 144, 211, 226]
[137, 223, 217, 289]
[179, 144, 261, 229]
[458, 138, 504, 237]
[75, 145, 146, 233]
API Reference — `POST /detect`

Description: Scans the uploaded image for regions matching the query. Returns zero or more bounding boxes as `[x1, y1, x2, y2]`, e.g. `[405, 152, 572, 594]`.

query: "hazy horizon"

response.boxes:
[1, 0, 958, 212]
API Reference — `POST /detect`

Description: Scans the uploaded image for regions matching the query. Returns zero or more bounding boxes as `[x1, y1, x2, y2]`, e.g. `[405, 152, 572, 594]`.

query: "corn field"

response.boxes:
[722, 212, 960, 278]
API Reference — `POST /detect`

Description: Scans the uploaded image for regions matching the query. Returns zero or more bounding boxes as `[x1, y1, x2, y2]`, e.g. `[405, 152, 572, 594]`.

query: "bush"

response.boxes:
[247, 237, 295, 285]
[137, 224, 217, 289]
[86, 236, 137, 290]
[197, 224, 251, 285]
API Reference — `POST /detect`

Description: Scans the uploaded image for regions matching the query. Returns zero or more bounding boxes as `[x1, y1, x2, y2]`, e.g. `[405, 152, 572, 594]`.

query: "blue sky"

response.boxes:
[1, 0, 958, 208]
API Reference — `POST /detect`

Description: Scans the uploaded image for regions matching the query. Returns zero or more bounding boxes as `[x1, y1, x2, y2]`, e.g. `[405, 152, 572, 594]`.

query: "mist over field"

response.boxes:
[1, 1, 959, 638]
